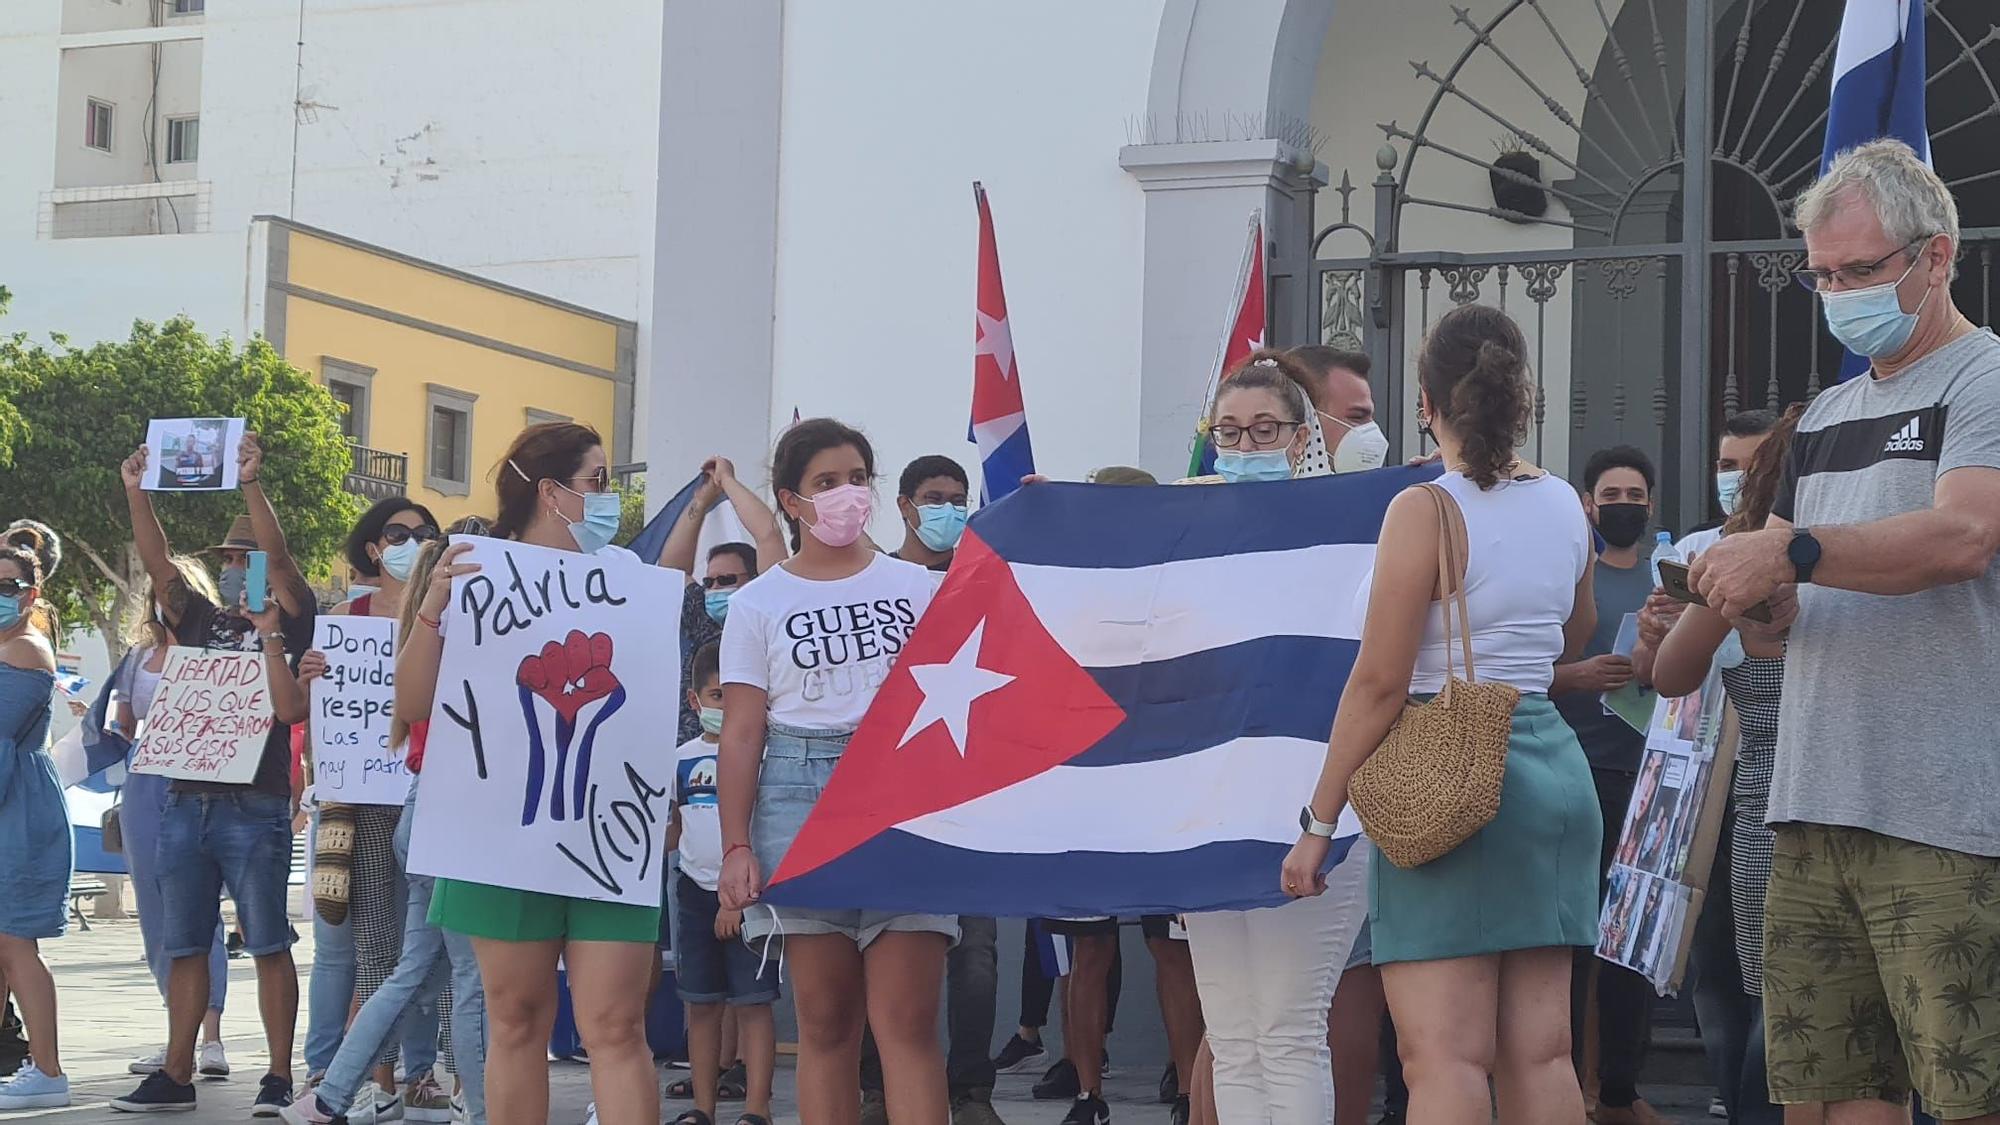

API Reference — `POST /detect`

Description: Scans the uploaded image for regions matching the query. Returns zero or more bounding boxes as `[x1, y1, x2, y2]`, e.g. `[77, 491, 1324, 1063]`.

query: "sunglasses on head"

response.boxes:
[701, 573, 746, 591]
[381, 524, 443, 546]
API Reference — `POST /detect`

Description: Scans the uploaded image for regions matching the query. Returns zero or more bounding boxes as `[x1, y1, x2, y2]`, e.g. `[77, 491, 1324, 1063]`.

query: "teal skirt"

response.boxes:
[1370, 692, 1601, 964]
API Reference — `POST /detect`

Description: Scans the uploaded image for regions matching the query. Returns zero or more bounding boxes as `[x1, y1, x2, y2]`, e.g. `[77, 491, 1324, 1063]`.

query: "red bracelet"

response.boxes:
[724, 842, 752, 860]
[417, 612, 441, 631]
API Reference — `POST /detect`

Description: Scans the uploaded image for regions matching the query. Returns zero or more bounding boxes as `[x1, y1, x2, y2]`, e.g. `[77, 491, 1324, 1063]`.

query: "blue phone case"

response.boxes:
[246, 551, 268, 613]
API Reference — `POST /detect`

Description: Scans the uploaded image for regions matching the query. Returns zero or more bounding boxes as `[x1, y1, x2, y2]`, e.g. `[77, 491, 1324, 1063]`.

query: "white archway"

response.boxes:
[1123, 0, 1336, 478]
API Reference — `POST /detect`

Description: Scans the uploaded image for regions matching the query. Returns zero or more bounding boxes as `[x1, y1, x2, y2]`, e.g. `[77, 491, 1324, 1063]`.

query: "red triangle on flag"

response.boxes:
[772, 532, 1126, 884]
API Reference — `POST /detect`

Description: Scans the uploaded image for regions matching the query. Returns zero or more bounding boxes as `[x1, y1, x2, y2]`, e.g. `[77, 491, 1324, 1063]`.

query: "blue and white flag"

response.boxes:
[1824, 0, 1930, 381]
[763, 466, 1439, 918]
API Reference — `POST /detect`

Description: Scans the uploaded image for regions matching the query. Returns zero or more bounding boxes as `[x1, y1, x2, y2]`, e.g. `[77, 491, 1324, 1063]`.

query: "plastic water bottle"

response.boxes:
[1649, 530, 1682, 590]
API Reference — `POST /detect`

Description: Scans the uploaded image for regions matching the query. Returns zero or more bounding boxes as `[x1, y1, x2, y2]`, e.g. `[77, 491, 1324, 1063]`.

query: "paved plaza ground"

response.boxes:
[5, 908, 1719, 1123]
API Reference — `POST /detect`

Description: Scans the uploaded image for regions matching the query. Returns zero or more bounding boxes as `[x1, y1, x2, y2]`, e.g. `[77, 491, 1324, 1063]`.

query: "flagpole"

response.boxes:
[1189, 210, 1264, 478]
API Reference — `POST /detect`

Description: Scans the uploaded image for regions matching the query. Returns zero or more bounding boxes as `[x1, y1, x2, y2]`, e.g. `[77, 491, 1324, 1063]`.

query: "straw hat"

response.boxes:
[211, 516, 258, 553]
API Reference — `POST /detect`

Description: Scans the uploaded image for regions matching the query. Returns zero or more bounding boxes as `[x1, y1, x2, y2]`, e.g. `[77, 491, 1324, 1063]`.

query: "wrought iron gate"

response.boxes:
[1288, 0, 2000, 530]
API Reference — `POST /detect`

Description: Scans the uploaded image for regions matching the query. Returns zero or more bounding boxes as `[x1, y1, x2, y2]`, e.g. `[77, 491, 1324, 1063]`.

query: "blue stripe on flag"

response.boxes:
[767, 830, 1359, 916]
[623, 473, 704, 564]
[971, 463, 1441, 568]
[1074, 635, 1357, 766]
[979, 421, 1036, 505]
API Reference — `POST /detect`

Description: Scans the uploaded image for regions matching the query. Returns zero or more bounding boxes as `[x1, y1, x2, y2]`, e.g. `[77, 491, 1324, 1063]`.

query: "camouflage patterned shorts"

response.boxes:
[1763, 823, 2000, 1118]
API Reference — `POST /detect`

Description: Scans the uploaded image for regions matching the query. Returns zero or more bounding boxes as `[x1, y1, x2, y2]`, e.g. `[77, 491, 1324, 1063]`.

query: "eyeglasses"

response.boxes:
[1792, 235, 1935, 293]
[912, 493, 968, 508]
[1210, 420, 1302, 449]
[0, 579, 28, 599]
[381, 524, 442, 547]
[701, 573, 747, 591]
[564, 467, 614, 494]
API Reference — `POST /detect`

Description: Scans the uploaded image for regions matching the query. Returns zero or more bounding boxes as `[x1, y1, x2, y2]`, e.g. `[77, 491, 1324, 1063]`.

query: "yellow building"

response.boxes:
[246, 215, 636, 525]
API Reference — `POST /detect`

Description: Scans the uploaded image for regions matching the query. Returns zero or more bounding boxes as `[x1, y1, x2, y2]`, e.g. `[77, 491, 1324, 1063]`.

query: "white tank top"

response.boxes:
[1364, 470, 1591, 695]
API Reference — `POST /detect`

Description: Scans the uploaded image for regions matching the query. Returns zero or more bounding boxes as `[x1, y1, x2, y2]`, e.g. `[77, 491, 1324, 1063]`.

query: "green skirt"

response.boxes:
[1370, 692, 1601, 964]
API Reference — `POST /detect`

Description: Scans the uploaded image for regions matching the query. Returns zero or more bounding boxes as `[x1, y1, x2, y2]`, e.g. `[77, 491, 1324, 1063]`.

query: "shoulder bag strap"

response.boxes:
[1419, 482, 1479, 687]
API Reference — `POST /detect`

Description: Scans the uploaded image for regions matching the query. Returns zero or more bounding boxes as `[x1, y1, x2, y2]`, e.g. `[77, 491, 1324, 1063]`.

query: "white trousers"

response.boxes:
[1183, 839, 1372, 1125]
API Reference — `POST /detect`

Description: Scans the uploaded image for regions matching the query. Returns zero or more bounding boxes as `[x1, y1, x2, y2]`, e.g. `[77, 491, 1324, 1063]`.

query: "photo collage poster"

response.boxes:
[1596, 662, 1734, 993]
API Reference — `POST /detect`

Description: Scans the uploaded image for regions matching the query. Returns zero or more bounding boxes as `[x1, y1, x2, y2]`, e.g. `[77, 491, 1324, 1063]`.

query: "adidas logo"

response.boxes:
[1884, 417, 1925, 453]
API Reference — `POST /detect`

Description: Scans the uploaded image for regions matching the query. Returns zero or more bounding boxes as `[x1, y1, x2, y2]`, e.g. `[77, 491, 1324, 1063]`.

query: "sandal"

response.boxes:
[717, 1062, 747, 1101]
[664, 1076, 696, 1099]
[736, 1116, 771, 1125]
[671, 1113, 712, 1125]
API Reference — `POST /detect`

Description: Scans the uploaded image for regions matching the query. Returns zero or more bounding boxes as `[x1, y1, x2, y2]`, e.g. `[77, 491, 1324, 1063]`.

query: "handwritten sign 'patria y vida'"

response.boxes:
[310, 616, 406, 805]
[406, 537, 683, 907]
[130, 647, 274, 784]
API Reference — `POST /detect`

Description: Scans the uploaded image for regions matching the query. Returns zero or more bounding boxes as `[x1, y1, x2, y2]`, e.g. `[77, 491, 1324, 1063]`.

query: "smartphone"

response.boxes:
[1656, 559, 1772, 624]
[245, 550, 268, 613]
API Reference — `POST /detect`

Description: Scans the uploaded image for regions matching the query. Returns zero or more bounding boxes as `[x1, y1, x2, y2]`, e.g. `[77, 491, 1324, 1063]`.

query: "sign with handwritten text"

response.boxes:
[407, 538, 683, 906]
[129, 647, 274, 784]
[310, 616, 406, 805]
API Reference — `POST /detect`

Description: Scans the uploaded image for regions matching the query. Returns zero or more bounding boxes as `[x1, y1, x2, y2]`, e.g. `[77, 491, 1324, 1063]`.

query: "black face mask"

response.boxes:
[1595, 503, 1651, 549]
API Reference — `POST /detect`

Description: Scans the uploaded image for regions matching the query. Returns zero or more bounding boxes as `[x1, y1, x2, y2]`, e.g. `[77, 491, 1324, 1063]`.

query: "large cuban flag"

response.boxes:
[1823, 0, 1930, 381]
[764, 465, 1440, 917]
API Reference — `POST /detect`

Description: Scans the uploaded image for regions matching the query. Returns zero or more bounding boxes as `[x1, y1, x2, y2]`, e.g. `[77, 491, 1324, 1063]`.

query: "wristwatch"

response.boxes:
[1299, 806, 1338, 839]
[1787, 527, 1822, 585]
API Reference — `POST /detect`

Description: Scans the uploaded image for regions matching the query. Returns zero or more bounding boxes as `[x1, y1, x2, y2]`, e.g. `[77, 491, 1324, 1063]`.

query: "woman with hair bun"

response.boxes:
[1283, 304, 1601, 1124]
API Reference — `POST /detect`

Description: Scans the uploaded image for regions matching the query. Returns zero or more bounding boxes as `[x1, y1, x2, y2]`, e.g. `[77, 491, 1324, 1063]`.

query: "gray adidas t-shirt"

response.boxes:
[1770, 328, 2000, 856]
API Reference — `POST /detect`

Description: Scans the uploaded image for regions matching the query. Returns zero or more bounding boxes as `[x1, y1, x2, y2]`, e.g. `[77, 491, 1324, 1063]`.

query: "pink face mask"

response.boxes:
[802, 483, 872, 547]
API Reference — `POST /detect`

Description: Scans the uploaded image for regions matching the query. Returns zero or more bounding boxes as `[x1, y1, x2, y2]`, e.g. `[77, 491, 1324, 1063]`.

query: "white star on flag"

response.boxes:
[896, 620, 1015, 756]
[975, 310, 1016, 381]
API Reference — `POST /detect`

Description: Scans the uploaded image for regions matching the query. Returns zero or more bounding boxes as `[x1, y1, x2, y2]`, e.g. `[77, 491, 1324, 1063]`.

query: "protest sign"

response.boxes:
[129, 647, 274, 784]
[407, 538, 683, 906]
[1597, 664, 1737, 993]
[310, 616, 407, 805]
[143, 417, 245, 491]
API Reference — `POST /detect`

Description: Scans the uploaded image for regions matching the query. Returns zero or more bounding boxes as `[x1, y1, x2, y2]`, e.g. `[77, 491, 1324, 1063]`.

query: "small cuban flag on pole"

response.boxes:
[969, 183, 1035, 504]
[1822, 0, 1930, 382]
[1190, 212, 1267, 477]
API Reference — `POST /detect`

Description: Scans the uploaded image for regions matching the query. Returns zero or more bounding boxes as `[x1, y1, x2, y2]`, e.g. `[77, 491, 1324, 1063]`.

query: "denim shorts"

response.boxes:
[158, 791, 296, 959]
[675, 872, 779, 1006]
[742, 723, 958, 951]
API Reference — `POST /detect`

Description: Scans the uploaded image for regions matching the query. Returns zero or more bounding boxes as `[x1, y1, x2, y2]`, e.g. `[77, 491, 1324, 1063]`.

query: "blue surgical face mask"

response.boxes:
[380, 538, 423, 583]
[1715, 469, 1745, 516]
[0, 594, 21, 631]
[1819, 247, 1935, 358]
[698, 706, 725, 737]
[217, 566, 246, 608]
[703, 588, 733, 624]
[914, 504, 969, 552]
[557, 484, 622, 555]
[1214, 449, 1294, 484]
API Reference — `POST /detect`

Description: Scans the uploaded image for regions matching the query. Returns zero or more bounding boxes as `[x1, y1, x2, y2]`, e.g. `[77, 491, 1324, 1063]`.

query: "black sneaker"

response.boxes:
[1059, 1094, 1110, 1125]
[1169, 1095, 1190, 1125]
[111, 1071, 198, 1113]
[1032, 1059, 1079, 1101]
[992, 1033, 1046, 1075]
[1157, 1062, 1177, 1105]
[252, 1074, 294, 1117]
[948, 1087, 1006, 1125]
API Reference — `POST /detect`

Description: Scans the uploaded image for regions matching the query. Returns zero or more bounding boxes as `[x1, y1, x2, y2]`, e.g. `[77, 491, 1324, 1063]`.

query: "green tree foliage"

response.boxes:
[0, 317, 358, 655]
[616, 475, 647, 547]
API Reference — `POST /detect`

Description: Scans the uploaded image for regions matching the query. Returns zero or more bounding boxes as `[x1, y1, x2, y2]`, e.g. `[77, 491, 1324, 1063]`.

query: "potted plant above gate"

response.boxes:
[1489, 134, 1549, 223]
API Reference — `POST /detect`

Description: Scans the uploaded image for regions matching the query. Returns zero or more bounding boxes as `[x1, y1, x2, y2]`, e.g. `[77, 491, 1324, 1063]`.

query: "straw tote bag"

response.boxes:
[1349, 482, 1519, 869]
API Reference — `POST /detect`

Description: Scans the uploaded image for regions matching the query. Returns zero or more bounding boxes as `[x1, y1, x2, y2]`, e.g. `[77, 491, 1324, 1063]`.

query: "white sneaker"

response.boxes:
[198, 1040, 231, 1079]
[347, 1081, 404, 1124]
[130, 1046, 168, 1075]
[583, 1102, 598, 1125]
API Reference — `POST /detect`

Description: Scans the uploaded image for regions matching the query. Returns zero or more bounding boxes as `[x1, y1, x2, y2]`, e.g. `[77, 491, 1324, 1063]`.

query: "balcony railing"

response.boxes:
[345, 443, 408, 500]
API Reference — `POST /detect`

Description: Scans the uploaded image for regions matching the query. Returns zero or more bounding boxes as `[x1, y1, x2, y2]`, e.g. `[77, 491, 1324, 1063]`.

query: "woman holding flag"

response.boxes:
[1174, 352, 1375, 1125]
[716, 418, 954, 1125]
[1283, 305, 1600, 1125]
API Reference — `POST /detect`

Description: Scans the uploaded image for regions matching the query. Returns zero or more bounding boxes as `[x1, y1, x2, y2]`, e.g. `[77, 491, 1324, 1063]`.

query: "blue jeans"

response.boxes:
[123, 772, 227, 1015]
[158, 791, 294, 959]
[305, 806, 357, 1075]
[318, 784, 485, 1125]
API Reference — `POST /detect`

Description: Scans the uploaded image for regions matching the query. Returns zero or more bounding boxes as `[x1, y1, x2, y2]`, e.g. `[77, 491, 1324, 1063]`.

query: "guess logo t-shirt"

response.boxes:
[717, 553, 937, 731]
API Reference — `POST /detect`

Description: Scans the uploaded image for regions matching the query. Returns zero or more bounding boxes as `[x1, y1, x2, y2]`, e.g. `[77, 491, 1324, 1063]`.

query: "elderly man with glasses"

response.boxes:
[1694, 139, 2000, 1125]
